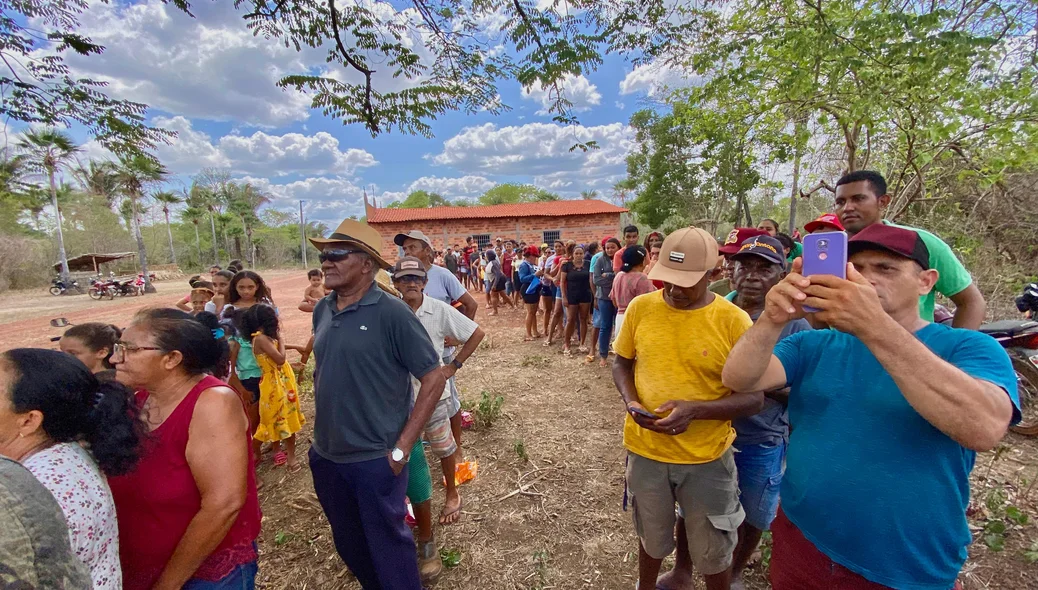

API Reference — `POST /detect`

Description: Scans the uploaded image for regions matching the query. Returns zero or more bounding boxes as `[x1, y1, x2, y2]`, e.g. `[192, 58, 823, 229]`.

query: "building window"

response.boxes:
[542, 230, 561, 245]
[473, 233, 492, 251]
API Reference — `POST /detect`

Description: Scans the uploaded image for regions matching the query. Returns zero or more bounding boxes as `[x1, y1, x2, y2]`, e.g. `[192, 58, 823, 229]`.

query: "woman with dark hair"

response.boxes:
[227, 259, 244, 273]
[109, 308, 261, 590]
[518, 245, 543, 340]
[592, 237, 621, 367]
[59, 322, 122, 377]
[757, 219, 780, 236]
[560, 244, 593, 355]
[225, 270, 274, 314]
[610, 245, 656, 339]
[0, 348, 145, 589]
[643, 231, 664, 251]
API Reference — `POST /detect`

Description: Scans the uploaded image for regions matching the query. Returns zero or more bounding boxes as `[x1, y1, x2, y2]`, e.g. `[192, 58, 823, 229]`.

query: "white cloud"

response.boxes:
[136, 117, 377, 177]
[431, 122, 634, 192]
[241, 176, 370, 223]
[521, 74, 602, 115]
[56, 0, 315, 127]
[619, 61, 695, 97]
[407, 176, 496, 198]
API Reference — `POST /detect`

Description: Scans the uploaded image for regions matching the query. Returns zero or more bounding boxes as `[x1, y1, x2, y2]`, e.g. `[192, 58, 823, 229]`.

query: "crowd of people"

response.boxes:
[0, 169, 1022, 590]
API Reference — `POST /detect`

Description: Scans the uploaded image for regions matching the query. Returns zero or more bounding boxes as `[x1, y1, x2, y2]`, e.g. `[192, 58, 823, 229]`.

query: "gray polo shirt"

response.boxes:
[311, 281, 441, 463]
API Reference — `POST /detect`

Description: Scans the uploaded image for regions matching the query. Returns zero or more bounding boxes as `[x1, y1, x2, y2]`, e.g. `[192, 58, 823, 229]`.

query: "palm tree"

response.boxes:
[16, 129, 80, 285]
[115, 154, 168, 293]
[75, 160, 120, 208]
[187, 182, 220, 264]
[21, 185, 50, 230]
[152, 191, 182, 265]
[225, 182, 271, 267]
[0, 150, 28, 199]
[181, 205, 206, 263]
[580, 189, 599, 200]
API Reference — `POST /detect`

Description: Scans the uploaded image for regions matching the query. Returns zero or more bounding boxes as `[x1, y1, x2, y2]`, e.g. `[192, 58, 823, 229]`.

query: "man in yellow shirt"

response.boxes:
[612, 226, 764, 590]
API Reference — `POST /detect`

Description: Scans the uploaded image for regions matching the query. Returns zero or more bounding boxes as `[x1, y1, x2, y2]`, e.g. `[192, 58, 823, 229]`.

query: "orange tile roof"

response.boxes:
[367, 199, 628, 224]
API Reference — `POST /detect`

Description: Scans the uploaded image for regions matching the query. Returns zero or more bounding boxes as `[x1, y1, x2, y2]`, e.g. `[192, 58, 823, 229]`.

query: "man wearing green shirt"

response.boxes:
[834, 170, 986, 329]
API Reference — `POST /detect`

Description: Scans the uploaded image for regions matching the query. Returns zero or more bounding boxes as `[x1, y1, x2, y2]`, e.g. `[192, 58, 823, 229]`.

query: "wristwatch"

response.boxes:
[391, 447, 408, 463]
[451, 359, 464, 370]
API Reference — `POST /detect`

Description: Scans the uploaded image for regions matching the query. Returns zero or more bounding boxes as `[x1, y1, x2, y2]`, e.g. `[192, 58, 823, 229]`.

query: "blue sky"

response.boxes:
[46, 0, 688, 225]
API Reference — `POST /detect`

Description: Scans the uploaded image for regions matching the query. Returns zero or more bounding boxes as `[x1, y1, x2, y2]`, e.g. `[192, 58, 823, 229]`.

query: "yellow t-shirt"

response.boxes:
[613, 290, 752, 464]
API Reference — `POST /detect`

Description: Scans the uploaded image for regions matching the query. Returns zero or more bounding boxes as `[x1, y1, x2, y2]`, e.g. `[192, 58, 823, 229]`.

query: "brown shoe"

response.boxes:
[418, 538, 442, 584]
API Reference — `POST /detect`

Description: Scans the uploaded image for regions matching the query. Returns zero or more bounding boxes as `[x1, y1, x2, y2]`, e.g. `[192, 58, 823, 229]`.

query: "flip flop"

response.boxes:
[273, 451, 288, 467]
[287, 461, 302, 474]
[439, 498, 463, 525]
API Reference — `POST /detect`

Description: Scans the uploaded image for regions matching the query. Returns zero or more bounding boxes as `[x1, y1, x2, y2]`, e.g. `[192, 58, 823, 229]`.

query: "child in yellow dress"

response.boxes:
[242, 304, 305, 472]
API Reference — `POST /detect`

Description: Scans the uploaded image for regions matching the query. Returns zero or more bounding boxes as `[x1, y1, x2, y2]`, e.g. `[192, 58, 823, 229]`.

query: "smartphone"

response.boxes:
[801, 231, 848, 312]
[629, 406, 660, 420]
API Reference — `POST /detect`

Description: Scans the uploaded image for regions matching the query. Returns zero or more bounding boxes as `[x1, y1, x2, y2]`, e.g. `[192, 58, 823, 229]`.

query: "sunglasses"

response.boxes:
[318, 249, 364, 263]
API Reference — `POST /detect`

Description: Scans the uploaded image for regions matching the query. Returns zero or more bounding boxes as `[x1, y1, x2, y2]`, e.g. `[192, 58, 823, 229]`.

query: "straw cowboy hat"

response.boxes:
[309, 218, 390, 269]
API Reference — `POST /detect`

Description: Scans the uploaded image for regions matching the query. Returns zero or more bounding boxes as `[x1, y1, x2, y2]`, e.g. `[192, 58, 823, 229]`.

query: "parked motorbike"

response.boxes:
[87, 278, 116, 300]
[49, 277, 80, 296]
[980, 285, 1038, 436]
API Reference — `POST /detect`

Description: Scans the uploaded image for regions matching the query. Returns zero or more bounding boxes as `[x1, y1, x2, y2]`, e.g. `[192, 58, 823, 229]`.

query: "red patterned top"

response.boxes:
[108, 375, 261, 589]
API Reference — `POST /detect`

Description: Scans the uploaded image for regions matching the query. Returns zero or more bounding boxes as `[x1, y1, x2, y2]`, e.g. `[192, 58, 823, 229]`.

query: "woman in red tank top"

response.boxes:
[109, 309, 261, 590]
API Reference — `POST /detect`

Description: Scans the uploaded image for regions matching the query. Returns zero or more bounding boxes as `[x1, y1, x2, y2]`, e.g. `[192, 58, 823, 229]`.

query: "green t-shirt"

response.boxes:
[786, 241, 803, 263]
[882, 220, 973, 321]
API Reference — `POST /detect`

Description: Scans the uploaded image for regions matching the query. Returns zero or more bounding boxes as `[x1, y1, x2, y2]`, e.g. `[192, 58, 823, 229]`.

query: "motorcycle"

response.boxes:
[980, 284, 1038, 437]
[49, 277, 80, 296]
[87, 278, 116, 300]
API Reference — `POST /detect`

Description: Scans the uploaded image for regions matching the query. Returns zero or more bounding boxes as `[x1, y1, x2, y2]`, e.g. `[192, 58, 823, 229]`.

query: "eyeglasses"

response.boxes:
[112, 342, 162, 363]
[318, 249, 364, 264]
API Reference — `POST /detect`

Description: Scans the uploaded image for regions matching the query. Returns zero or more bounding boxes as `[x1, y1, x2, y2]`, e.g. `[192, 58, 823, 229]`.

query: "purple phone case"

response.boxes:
[801, 231, 847, 312]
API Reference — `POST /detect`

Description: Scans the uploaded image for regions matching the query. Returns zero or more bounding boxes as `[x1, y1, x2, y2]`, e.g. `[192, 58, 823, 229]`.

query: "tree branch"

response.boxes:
[328, 0, 378, 133]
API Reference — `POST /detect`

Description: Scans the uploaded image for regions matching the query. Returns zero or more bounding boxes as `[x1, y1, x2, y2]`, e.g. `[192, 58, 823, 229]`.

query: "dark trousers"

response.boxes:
[309, 449, 420, 590]
[597, 297, 617, 359]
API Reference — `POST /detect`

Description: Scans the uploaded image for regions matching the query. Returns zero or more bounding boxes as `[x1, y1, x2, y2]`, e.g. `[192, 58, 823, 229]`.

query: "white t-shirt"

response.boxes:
[23, 442, 121, 590]
[411, 295, 479, 401]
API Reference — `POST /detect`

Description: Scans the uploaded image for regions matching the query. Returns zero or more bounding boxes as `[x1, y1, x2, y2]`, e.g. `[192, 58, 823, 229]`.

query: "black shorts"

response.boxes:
[566, 290, 593, 305]
[540, 285, 555, 298]
[492, 277, 507, 292]
[240, 377, 261, 404]
[521, 284, 540, 305]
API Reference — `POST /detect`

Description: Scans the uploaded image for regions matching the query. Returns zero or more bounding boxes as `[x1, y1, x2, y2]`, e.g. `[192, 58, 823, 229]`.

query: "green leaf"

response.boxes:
[1006, 506, 1029, 526]
[440, 548, 462, 568]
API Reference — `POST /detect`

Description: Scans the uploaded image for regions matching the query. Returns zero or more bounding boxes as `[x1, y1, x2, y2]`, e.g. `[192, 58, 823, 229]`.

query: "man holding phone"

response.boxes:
[834, 170, 985, 328]
[722, 223, 1018, 590]
[612, 227, 765, 590]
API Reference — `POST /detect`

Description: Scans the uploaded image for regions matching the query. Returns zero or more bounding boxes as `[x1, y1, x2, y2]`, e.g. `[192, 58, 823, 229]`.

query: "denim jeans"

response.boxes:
[182, 560, 258, 590]
[597, 298, 617, 359]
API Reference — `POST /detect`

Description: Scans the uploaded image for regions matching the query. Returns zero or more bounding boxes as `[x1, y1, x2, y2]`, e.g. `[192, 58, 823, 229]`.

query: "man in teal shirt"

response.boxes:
[834, 170, 986, 329]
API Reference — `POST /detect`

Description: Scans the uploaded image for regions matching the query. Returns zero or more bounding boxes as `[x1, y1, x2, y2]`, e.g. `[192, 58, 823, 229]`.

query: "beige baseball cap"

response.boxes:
[647, 227, 718, 288]
[393, 230, 433, 248]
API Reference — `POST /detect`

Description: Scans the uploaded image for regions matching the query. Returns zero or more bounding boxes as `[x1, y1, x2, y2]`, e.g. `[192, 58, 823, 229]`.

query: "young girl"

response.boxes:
[223, 270, 274, 318]
[242, 304, 305, 473]
[210, 269, 234, 313]
[174, 275, 203, 311]
[188, 281, 215, 315]
[59, 322, 121, 379]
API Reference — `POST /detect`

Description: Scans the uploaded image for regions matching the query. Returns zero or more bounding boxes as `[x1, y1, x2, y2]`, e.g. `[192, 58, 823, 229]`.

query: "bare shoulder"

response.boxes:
[193, 385, 245, 424]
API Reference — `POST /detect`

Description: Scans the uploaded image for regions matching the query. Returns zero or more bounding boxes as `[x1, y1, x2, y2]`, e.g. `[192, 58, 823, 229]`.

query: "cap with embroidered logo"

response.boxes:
[731, 235, 786, 266]
[719, 227, 770, 255]
[647, 227, 718, 288]
[391, 256, 428, 279]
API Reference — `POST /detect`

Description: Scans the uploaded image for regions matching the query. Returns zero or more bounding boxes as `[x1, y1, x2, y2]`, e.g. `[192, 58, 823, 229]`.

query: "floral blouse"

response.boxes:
[23, 442, 122, 590]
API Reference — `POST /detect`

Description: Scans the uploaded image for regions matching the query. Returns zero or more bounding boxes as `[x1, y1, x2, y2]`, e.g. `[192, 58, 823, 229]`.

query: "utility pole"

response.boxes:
[299, 200, 307, 267]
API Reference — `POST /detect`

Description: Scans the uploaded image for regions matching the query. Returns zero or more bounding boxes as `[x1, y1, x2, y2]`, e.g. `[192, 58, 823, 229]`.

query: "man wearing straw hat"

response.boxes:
[308, 218, 446, 589]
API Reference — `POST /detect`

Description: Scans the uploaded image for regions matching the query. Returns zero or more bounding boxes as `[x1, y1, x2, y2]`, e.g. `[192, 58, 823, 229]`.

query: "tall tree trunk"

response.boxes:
[164, 210, 177, 265]
[49, 166, 71, 287]
[741, 194, 753, 227]
[208, 210, 219, 264]
[131, 196, 156, 293]
[193, 223, 202, 263]
[788, 124, 804, 235]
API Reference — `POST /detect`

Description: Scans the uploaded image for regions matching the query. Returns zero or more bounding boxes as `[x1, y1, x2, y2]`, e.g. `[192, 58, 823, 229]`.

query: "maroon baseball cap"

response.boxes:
[848, 224, 930, 269]
[719, 227, 769, 255]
